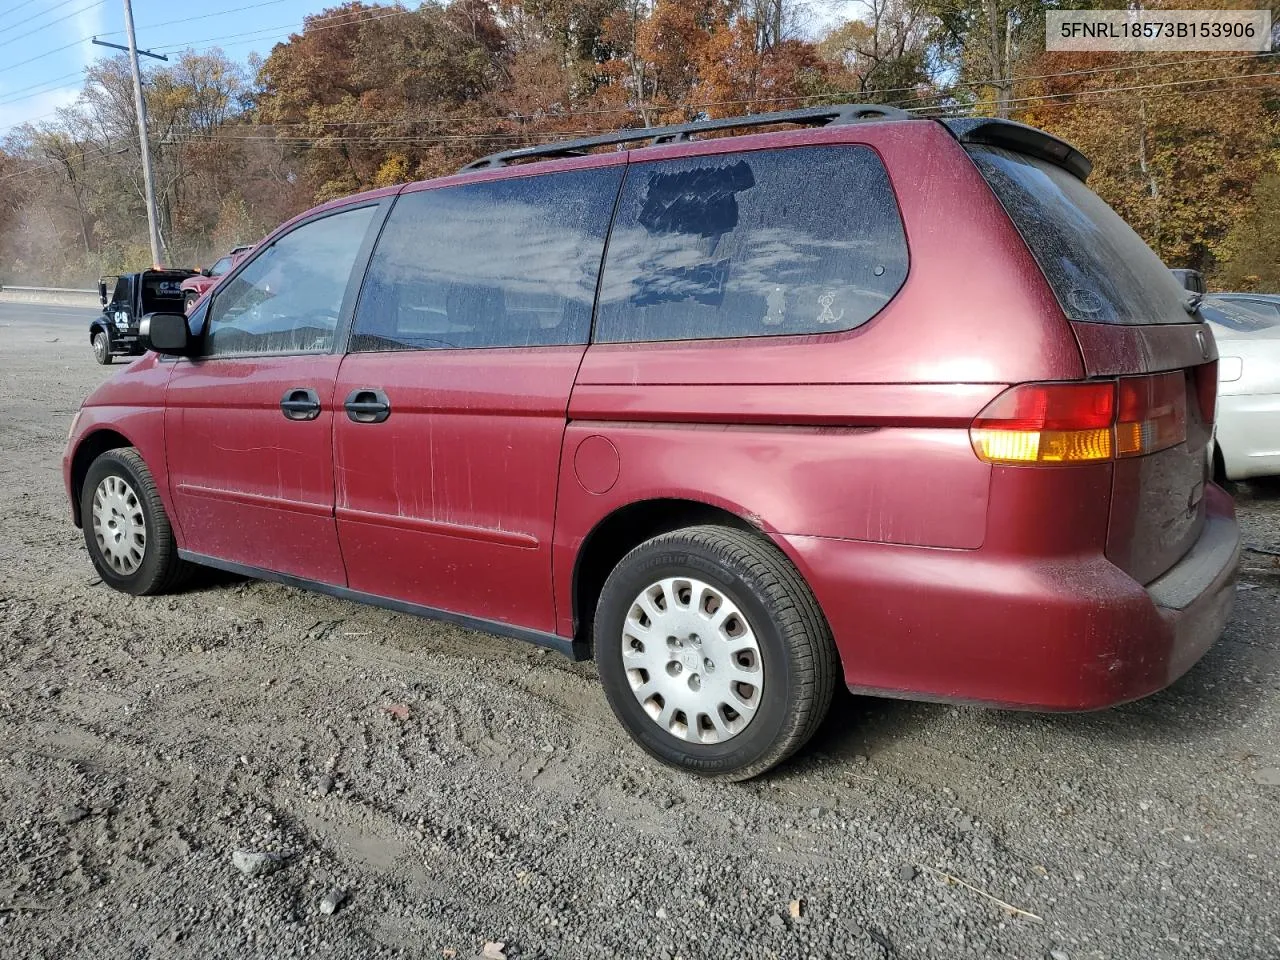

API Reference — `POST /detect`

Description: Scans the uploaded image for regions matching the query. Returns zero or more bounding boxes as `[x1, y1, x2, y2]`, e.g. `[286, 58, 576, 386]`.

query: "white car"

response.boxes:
[1201, 297, 1280, 481]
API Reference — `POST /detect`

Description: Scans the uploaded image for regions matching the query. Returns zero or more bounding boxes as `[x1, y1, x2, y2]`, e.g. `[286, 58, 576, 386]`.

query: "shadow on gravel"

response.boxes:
[1232, 476, 1280, 502]
[781, 586, 1277, 776]
[800, 685, 945, 764]
[180, 565, 250, 592]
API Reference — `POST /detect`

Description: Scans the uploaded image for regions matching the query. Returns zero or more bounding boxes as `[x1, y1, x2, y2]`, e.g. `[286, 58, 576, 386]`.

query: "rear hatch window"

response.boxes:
[966, 145, 1192, 326]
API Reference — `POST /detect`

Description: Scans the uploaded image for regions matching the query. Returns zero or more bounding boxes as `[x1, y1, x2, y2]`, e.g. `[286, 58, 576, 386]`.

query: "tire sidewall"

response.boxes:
[81, 453, 164, 596]
[596, 539, 797, 776]
[92, 331, 112, 365]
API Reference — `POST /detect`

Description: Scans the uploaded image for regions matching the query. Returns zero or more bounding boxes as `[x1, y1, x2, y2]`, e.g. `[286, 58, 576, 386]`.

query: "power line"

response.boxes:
[0, 143, 130, 184]
[170, 75, 1280, 145]
[0, 0, 45, 23]
[0, 0, 92, 36]
[0, 69, 86, 108]
[0, 0, 105, 52]
[0, 38, 87, 77]
[908, 68, 1280, 115]
[4, 80, 1276, 190]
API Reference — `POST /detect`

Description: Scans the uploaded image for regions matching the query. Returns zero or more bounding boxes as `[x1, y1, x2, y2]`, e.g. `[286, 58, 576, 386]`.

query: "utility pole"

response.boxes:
[94, 0, 166, 268]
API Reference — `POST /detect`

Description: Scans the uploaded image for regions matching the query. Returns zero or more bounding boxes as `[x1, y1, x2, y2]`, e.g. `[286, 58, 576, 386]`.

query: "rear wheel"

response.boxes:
[81, 448, 191, 595]
[92, 331, 112, 365]
[595, 525, 837, 780]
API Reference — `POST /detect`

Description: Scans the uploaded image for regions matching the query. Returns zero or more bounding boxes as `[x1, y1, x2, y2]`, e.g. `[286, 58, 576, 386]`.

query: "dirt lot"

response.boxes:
[2, 301, 1279, 960]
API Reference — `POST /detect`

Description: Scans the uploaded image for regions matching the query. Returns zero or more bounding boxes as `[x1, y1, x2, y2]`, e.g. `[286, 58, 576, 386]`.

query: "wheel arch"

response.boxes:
[571, 497, 765, 651]
[69, 427, 135, 527]
[89, 320, 110, 343]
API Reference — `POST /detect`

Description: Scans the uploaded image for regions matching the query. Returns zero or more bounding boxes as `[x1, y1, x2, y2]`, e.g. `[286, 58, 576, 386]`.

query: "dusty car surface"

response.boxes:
[89, 269, 194, 364]
[64, 105, 1240, 778]
[1200, 297, 1280, 481]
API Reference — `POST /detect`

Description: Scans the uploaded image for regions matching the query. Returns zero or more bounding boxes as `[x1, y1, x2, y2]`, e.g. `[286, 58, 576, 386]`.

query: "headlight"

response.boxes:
[1219, 356, 1243, 382]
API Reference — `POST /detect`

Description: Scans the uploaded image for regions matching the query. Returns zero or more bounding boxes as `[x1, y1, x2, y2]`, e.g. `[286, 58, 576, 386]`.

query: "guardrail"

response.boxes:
[0, 284, 100, 307]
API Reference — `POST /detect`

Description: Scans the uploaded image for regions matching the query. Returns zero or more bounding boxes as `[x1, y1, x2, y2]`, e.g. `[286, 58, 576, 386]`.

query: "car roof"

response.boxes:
[1214, 292, 1280, 302]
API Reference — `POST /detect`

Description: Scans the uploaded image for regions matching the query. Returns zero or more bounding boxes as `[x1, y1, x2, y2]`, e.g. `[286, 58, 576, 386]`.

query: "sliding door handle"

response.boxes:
[280, 387, 321, 421]
[344, 388, 391, 424]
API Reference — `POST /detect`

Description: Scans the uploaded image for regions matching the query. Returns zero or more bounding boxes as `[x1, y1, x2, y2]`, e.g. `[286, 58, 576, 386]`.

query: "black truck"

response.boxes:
[90, 269, 194, 364]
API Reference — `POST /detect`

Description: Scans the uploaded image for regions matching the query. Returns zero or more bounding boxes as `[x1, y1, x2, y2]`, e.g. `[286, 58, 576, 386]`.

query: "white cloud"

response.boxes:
[74, 0, 107, 68]
[0, 85, 82, 134]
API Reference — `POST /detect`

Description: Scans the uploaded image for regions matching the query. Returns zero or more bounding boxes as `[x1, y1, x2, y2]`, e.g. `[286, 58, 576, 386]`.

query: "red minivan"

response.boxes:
[64, 106, 1240, 779]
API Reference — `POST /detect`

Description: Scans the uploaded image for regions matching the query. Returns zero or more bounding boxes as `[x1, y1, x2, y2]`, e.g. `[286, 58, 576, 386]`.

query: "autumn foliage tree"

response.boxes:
[1017, 50, 1278, 276]
[3, 0, 1280, 289]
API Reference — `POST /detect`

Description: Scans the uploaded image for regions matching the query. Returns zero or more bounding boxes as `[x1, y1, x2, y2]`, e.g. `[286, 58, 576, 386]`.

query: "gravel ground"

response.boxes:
[2, 302, 1279, 960]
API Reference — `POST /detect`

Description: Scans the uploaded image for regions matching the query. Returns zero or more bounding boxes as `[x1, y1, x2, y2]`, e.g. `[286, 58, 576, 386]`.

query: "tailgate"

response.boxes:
[1073, 321, 1217, 583]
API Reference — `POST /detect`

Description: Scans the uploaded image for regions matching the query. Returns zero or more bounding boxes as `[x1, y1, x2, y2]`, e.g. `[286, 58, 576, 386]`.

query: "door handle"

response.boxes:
[280, 387, 321, 421]
[344, 388, 391, 424]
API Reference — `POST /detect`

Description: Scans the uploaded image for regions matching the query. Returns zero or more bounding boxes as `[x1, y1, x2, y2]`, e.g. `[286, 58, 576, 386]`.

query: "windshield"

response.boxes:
[967, 145, 1192, 325]
[209, 256, 234, 277]
[1200, 297, 1280, 333]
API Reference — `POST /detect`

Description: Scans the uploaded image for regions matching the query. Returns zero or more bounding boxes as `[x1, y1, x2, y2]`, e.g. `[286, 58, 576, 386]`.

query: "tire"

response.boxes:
[595, 525, 838, 780]
[92, 330, 113, 365]
[81, 447, 192, 596]
[183, 292, 198, 315]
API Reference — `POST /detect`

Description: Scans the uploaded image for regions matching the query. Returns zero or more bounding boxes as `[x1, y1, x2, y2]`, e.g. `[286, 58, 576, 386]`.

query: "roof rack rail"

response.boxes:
[458, 103, 913, 172]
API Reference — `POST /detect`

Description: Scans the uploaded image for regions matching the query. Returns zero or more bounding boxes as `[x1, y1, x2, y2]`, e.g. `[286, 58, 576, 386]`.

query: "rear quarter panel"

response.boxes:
[557, 121, 1086, 637]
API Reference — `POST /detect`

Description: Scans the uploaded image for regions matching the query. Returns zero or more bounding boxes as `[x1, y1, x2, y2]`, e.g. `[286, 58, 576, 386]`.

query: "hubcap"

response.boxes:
[91, 475, 146, 575]
[94, 335, 106, 360]
[621, 576, 763, 744]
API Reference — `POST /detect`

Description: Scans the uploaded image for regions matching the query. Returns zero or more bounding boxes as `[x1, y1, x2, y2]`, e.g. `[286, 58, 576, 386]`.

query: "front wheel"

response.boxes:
[92, 331, 113, 365]
[81, 447, 191, 595]
[183, 291, 198, 315]
[595, 525, 838, 780]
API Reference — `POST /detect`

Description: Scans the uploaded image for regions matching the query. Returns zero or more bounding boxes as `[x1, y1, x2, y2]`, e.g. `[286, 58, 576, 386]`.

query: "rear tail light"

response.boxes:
[971, 374, 1189, 466]
[971, 382, 1114, 464]
[1115, 372, 1186, 458]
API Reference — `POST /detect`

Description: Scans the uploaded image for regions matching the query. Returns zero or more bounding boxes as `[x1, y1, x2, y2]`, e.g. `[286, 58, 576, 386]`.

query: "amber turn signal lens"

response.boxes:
[970, 381, 1116, 465]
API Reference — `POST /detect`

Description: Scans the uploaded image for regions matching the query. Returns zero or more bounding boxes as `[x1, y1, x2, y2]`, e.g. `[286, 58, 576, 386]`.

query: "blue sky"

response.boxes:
[0, 0, 860, 138]
[0, 0, 329, 136]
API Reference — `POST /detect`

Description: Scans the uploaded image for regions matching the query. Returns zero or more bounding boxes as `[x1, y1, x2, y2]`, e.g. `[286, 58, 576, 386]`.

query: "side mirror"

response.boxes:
[1170, 268, 1205, 295]
[200, 268, 212, 278]
[140, 312, 194, 356]
[98, 280, 108, 306]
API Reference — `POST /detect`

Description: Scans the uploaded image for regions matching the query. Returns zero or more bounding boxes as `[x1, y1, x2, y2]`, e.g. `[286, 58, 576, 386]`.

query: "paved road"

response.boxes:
[0, 300, 99, 337]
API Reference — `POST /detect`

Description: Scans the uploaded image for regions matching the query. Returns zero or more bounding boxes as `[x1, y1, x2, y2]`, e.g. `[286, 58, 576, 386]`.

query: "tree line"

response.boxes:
[1, 0, 1277, 290]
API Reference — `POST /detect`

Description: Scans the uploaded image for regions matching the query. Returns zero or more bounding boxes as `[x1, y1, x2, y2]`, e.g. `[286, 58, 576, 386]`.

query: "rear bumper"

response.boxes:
[1217, 393, 1280, 480]
[781, 484, 1240, 711]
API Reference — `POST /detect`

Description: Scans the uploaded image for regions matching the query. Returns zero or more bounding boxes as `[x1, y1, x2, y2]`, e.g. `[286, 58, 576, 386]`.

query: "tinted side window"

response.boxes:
[111, 276, 132, 306]
[205, 205, 376, 357]
[594, 146, 908, 343]
[351, 166, 623, 352]
[141, 275, 186, 314]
